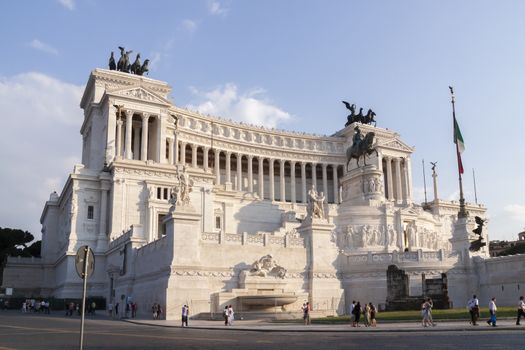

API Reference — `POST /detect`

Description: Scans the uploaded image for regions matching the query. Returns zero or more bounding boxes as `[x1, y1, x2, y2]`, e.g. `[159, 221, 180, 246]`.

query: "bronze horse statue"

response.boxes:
[346, 132, 378, 169]
[117, 46, 133, 72]
[362, 109, 377, 126]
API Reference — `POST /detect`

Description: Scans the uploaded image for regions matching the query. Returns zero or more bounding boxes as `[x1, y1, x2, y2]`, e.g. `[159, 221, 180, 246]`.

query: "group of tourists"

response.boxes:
[223, 305, 235, 326]
[467, 294, 525, 327]
[152, 303, 163, 320]
[22, 299, 51, 314]
[349, 301, 377, 327]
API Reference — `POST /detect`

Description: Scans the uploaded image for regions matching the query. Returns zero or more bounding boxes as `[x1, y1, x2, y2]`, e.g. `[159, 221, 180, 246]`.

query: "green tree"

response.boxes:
[0, 227, 40, 286]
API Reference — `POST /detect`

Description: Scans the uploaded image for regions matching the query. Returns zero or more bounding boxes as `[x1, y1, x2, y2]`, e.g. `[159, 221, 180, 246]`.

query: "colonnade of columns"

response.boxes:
[115, 109, 163, 162]
[175, 142, 343, 204]
[383, 156, 412, 204]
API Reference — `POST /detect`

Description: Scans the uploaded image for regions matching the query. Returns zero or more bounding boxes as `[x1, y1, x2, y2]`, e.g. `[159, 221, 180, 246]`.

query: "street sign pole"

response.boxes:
[79, 246, 89, 350]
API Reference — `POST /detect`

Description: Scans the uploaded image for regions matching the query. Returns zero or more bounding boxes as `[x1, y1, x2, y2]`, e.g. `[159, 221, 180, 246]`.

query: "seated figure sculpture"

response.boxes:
[249, 254, 287, 279]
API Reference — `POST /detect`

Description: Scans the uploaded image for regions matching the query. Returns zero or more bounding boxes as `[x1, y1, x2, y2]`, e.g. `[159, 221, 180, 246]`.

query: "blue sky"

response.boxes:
[1, 0, 524, 241]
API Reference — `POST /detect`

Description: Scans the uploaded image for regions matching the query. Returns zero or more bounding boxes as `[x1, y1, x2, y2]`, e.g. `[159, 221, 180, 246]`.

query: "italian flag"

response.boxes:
[453, 116, 465, 174]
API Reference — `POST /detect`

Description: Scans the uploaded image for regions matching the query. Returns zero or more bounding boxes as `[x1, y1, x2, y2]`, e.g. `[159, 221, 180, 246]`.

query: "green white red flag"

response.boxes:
[453, 115, 465, 174]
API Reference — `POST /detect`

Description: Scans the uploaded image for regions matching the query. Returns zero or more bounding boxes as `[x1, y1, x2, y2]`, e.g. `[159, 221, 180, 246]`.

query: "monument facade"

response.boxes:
[4, 67, 522, 319]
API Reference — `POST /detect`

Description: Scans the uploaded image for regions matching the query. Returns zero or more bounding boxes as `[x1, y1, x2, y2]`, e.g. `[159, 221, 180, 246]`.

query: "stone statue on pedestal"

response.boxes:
[307, 185, 325, 219]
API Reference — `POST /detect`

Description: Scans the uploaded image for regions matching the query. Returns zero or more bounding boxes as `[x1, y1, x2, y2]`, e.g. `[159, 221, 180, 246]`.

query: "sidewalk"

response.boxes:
[123, 318, 525, 333]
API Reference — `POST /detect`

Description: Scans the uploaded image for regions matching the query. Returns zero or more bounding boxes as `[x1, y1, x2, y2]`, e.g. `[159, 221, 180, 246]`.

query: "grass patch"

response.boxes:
[310, 307, 518, 324]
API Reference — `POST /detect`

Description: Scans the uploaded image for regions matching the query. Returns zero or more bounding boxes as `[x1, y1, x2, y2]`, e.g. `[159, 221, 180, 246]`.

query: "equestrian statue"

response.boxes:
[346, 126, 378, 169]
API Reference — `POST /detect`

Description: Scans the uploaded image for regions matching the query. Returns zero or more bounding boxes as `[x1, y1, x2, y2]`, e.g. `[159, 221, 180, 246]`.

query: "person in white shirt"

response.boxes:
[467, 295, 480, 325]
[181, 304, 189, 327]
[349, 300, 356, 326]
[227, 305, 234, 326]
[517, 296, 525, 325]
[487, 297, 497, 327]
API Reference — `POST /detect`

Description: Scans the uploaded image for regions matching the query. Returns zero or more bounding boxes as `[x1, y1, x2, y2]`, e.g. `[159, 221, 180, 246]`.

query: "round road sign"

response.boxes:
[75, 245, 95, 279]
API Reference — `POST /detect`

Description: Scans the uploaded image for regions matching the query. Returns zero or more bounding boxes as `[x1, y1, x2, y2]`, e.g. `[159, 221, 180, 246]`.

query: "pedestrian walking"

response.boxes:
[181, 304, 189, 327]
[517, 296, 525, 325]
[349, 300, 356, 326]
[152, 303, 158, 320]
[108, 302, 113, 318]
[302, 302, 311, 325]
[352, 302, 361, 327]
[369, 302, 377, 327]
[467, 295, 480, 325]
[363, 302, 371, 327]
[487, 297, 497, 327]
[421, 298, 435, 327]
[223, 306, 229, 326]
[227, 305, 234, 326]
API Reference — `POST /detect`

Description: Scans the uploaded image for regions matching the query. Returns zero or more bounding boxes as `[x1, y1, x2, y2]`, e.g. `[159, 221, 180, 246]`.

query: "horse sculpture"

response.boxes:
[117, 47, 133, 72]
[362, 109, 377, 126]
[130, 53, 141, 74]
[346, 132, 378, 169]
[138, 59, 150, 76]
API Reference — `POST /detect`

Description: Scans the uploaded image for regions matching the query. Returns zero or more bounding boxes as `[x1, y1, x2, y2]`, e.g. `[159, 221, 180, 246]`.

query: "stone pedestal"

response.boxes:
[163, 205, 202, 320]
[341, 164, 384, 206]
[297, 218, 344, 315]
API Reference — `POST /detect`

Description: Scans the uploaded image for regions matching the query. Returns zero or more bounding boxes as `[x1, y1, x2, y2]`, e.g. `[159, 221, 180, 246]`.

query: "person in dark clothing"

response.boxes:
[353, 302, 362, 327]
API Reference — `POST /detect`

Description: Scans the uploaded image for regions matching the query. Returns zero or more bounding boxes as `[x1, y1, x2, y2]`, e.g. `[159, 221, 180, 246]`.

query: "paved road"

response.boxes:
[0, 311, 524, 350]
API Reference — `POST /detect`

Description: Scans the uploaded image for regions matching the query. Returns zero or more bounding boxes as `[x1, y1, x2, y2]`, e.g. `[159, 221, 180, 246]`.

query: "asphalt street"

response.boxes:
[0, 311, 524, 350]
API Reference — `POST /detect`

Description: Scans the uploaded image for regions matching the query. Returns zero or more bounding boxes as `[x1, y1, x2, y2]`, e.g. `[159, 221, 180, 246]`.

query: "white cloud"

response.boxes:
[29, 39, 59, 55]
[58, 0, 75, 10]
[208, 0, 228, 16]
[0, 72, 83, 239]
[503, 204, 525, 222]
[187, 83, 292, 128]
[181, 19, 198, 33]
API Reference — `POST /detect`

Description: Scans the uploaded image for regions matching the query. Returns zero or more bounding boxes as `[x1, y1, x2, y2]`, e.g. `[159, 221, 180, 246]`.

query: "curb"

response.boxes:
[121, 319, 525, 333]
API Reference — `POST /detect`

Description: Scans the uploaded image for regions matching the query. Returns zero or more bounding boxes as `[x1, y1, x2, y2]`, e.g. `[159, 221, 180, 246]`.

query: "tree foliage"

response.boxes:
[0, 227, 41, 286]
[497, 243, 525, 257]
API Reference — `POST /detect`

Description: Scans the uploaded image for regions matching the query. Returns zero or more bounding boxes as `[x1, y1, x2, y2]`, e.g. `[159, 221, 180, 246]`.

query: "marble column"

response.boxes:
[225, 152, 232, 184]
[405, 157, 413, 204]
[191, 144, 198, 168]
[141, 113, 149, 161]
[96, 184, 109, 251]
[133, 124, 140, 160]
[180, 142, 186, 165]
[301, 162, 307, 203]
[167, 138, 174, 165]
[312, 163, 317, 190]
[332, 165, 339, 204]
[395, 157, 402, 203]
[237, 153, 243, 191]
[125, 110, 133, 160]
[203, 147, 209, 172]
[386, 157, 394, 201]
[291, 161, 296, 203]
[269, 159, 275, 201]
[258, 157, 264, 199]
[173, 134, 178, 164]
[214, 149, 221, 185]
[115, 119, 123, 158]
[279, 160, 286, 201]
[248, 155, 254, 193]
[322, 163, 328, 201]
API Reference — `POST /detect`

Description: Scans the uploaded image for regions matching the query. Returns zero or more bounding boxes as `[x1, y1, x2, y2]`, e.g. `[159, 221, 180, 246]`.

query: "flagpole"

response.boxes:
[472, 168, 478, 204]
[449, 87, 467, 218]
[422, 159, 428, 206]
